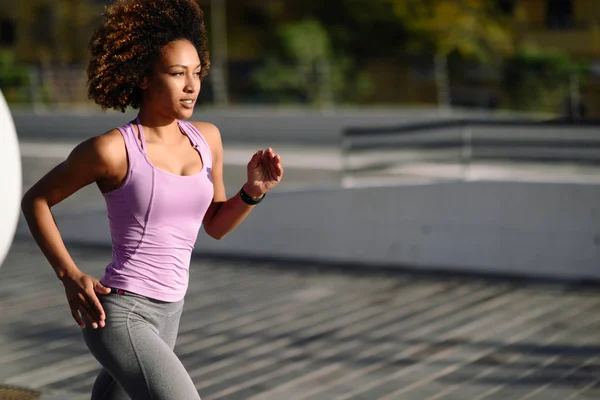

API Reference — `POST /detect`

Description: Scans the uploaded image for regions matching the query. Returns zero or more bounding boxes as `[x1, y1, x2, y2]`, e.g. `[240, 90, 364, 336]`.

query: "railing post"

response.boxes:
[460, 120, 472, 181]
[340, 130, 351, 188]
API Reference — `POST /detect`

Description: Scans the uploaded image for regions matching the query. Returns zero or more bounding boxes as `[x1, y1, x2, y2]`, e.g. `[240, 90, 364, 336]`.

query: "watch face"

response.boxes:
[0, 90, 22, 269]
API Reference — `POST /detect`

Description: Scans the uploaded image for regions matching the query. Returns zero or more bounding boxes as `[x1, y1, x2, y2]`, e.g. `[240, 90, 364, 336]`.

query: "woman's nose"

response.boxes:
[184, 76, 198, 93]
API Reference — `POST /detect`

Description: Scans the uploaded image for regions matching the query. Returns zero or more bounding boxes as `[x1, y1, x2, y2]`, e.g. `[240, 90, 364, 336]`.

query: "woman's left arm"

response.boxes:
[194, 122, 283, 240]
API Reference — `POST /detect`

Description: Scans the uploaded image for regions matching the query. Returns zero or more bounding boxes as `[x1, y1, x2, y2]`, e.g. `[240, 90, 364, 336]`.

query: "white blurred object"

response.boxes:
[0, 89, 22, 267]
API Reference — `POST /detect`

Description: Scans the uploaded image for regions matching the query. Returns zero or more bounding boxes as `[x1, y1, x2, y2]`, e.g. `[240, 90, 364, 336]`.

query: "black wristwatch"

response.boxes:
[240, 186, 265, 205]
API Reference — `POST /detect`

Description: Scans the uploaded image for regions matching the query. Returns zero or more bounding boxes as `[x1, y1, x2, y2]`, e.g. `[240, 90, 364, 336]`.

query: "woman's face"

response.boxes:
[140, 39, 202, 120]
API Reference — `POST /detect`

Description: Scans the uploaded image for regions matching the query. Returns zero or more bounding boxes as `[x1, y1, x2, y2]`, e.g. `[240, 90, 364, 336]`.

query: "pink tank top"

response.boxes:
[100, 117, 214, 302]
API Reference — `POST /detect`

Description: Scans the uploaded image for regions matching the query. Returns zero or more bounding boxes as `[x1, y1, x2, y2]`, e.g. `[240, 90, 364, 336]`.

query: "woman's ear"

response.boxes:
[139, 76, 149, 90]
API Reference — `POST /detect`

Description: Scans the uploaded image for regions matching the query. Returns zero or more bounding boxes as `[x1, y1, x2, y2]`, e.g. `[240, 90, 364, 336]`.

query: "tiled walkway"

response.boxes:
[1, 239, 599, 399]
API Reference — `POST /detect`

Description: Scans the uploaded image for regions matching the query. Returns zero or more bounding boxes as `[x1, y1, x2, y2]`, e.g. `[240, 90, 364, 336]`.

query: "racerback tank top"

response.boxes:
[100, 117, 214, 302]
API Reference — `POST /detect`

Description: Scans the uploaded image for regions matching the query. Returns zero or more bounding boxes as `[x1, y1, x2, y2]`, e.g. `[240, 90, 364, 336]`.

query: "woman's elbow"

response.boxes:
[204, 225, 228, 240]
[20, 190, 35, 214]
[21, 190, 48, 218]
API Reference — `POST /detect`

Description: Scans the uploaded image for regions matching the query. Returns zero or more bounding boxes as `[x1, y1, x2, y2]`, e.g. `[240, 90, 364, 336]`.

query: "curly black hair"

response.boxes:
[87, 0, 210, 112]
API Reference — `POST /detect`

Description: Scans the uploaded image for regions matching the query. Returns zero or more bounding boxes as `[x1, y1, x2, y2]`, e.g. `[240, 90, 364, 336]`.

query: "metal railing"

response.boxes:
[341, 118, 600, 183]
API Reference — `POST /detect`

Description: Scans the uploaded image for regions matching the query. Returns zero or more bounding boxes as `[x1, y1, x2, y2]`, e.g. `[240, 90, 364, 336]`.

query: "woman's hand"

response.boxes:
[62, 271, 111, 329]
[244, 148, 284, 198]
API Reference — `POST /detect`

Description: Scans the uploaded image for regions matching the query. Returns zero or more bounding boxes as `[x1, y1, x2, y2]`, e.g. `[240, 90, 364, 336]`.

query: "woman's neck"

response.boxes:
[137, 107, 181, 143]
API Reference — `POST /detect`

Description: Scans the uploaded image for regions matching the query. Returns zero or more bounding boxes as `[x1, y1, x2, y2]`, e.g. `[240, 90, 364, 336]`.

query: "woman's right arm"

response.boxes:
[21, 130, 126, 329]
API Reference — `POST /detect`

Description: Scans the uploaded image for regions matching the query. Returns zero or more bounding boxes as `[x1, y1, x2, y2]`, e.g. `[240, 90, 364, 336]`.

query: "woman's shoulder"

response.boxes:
[187, 120, 220, 140]
[93, 128, 127, 156]
[187, 120, 222, 155]
[76, 129, 127, 171]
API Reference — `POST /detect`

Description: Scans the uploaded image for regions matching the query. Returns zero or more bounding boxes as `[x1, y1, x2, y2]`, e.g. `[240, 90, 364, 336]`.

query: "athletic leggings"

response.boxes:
[81, 290, 201, 400]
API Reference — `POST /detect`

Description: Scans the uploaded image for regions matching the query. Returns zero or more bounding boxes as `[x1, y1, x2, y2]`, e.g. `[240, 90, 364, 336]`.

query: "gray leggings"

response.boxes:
[81, 291, 201, 400]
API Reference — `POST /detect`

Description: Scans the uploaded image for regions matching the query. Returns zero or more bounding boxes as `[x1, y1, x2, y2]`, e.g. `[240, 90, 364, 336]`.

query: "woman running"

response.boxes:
[20, 0, 283, 398]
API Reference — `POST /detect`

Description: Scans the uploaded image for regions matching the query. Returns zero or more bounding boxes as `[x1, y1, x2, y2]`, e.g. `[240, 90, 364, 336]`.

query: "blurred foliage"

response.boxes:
[389, 0, 513, 61]
[502, 46, 589, 113]
[388, 0, 514, 107]
[284, 0, 408, 59]
[4, 0, 598, 113]
[252, 19, 373, 106]
[14, 0, 102, 65]
[0, 50, 30, 102]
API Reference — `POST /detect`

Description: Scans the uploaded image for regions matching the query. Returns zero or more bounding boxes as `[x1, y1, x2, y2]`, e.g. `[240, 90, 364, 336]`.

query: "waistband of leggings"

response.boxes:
[110, 287, 131, 296]
[107, 287, 183, 306]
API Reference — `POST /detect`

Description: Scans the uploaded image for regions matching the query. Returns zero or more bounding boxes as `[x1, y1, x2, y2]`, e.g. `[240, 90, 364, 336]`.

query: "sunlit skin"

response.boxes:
[138, 40, 203, 124]
[21, 38, 283, 330]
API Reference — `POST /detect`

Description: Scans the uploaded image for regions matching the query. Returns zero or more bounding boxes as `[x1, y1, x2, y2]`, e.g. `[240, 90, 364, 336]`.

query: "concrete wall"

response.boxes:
[196, 181, 600, 280]
[30, 181, 600, 282]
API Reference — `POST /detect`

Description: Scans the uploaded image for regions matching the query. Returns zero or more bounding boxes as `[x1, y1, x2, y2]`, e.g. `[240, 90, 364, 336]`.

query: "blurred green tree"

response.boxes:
[389, 0, 513, 107]
[284, 0, 408, 59]
[503, 45, 588, 114]
[0, 50, 30, 102]
[16, 0, 102, 65]
[252, 18, 373, 106]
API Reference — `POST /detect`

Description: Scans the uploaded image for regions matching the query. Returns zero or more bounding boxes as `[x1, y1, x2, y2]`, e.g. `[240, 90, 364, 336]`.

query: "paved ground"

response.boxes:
[1, 238, 600, 399]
